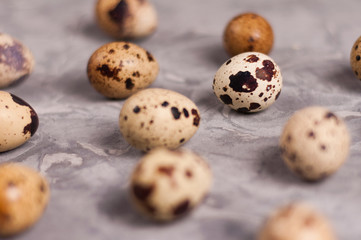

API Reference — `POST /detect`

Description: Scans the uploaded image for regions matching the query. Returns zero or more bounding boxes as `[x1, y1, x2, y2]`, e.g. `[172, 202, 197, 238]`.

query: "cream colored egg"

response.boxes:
[119, 88, 201, 151]
[130, 148, 212, 221]
[0, 91, 39, 152]
[87, 41, 159, 99]
[95, 0, 158, 39]
[258, 203, 336, 240]
[0, 33, 35, 88]
[213, 52, 282, 112]
[0, 163, 50, 236]
[280, 106, 350, 181]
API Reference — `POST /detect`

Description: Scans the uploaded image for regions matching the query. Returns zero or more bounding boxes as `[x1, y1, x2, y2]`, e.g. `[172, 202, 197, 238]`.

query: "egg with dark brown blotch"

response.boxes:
[0, 163, 50, 237]
[223, 13, 274, 56]
[119, 88, 201, 151]
[0, 91, 39, 152]
[0, 33, 35, 88]
[87, 41, 159, 99]
[213, 52, 282, 113]
[95, 0, 157, 39]
[130, 148, 212, 221]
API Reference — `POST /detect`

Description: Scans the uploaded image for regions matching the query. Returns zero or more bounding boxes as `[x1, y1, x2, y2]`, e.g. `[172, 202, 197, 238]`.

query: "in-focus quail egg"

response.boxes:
[87, 41, 159, 99]
[223, 13, 274, 56]
[119, 88, 201, 151]
[0, 91, 39, 152]
[0, 163, 50, 237]
[0, 33, 35, 88]
[258, 203, 336, 240]
[280, 106, 350, 181]
[95, 0, 158, 39]
[213, 52, 282, 113]
[130, 148, 212, 221]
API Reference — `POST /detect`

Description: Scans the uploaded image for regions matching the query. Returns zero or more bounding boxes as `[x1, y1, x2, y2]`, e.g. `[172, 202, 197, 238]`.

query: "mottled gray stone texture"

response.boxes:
[1, 0, 361, 239]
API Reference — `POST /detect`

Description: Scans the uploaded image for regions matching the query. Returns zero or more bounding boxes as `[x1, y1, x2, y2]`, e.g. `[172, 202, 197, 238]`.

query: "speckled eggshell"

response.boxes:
[350, 35, 361, 81]
[213, 52, 282, 113]
[280, 106, 350, 181]
[95, 0, 157, 39]
[119, 88, 201, 151]
[0, 91, 39, 152]
[223, 13, 274, 56]
[258, 203, 336, 240]
[130, 148, 212, 221]
[87, 41, 159, 99]
[0, 33, 35, 88]
[0, 163, 50, 237]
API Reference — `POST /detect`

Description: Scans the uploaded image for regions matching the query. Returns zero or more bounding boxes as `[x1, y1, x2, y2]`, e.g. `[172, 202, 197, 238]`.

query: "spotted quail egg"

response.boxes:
[0, 91, 39, 152]
[130, 147, 212, 221]
[119, 88, 201, 151]
[87, 41, 159, 99]
[213, 52, 282, 113]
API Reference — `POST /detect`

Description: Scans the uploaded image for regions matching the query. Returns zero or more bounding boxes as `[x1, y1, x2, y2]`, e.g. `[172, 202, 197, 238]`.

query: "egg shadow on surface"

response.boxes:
[256, 145, 306, 185]
[82, 21, 112, 42]
[92, 123, 142, 159]
[198, 218, 255, 240]
[97, 186, 190, 227]
[97, 186, 151, 226]
[326, 63, 361, 93]
[59, 71, 108, 102]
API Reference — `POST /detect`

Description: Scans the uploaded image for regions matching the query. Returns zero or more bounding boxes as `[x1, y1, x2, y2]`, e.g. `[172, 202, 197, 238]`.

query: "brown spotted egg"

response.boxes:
[0, 163, 50, 236]
[213, 52, 282, 113]
[350, 35, 361, 81]
[95, 0, 157, 39]
[0, 33, 35, 88]
[87, 41, 159, 99]
[0, 91, 39, 152]
[223, 13, 274, 56]
[130, 148, 212, 221]
[258, 203, 336, 240]
[119, 88, 201, 151]
[280, 106, 350, 181]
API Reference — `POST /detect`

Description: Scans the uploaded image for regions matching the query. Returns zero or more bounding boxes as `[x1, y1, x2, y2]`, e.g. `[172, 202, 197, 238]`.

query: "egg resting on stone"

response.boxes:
[223, 13, 274, 56]
[0, 33, 35, 88]
[87, 41, 159, 99]
[258, 203, 336, 240]
[213, 52, 282, 113]
[95, 0, 157, 39]
[130, 148, 212, 221]
[0, 163, 50, 237]
[280, 106, 350, 181]
[0, 91, 39, 152]
[119, 88, 201, 151]
[350, 35, 361, 81]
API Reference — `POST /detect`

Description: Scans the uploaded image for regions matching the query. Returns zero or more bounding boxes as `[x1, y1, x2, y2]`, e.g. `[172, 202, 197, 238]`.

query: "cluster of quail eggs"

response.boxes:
[0, 0, 360, 238]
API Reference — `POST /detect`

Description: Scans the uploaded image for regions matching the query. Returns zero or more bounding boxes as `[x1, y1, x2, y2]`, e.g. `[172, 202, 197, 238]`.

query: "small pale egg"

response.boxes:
[0, 91, 39, 152]
[95, 0, 157, 39]
[87, 41, 159, 99]
[223, 13, 274, 56]
[0, 163, 50, 237]
[213, 52, 282, 113]
[130, 148, 212, 221]
[0, 33, 35, 88]
[258, 203, 336, 240]
[279, 106, 350, 181]
[119, 88, 201, 151]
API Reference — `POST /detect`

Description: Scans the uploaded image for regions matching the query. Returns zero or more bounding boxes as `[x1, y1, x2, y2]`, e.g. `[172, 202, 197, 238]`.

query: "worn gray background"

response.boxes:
[1, 0, 361, 239]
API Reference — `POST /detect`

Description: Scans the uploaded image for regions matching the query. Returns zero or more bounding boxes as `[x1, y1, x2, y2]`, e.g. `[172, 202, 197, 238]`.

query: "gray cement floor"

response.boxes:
[1, 0, 361, 239]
